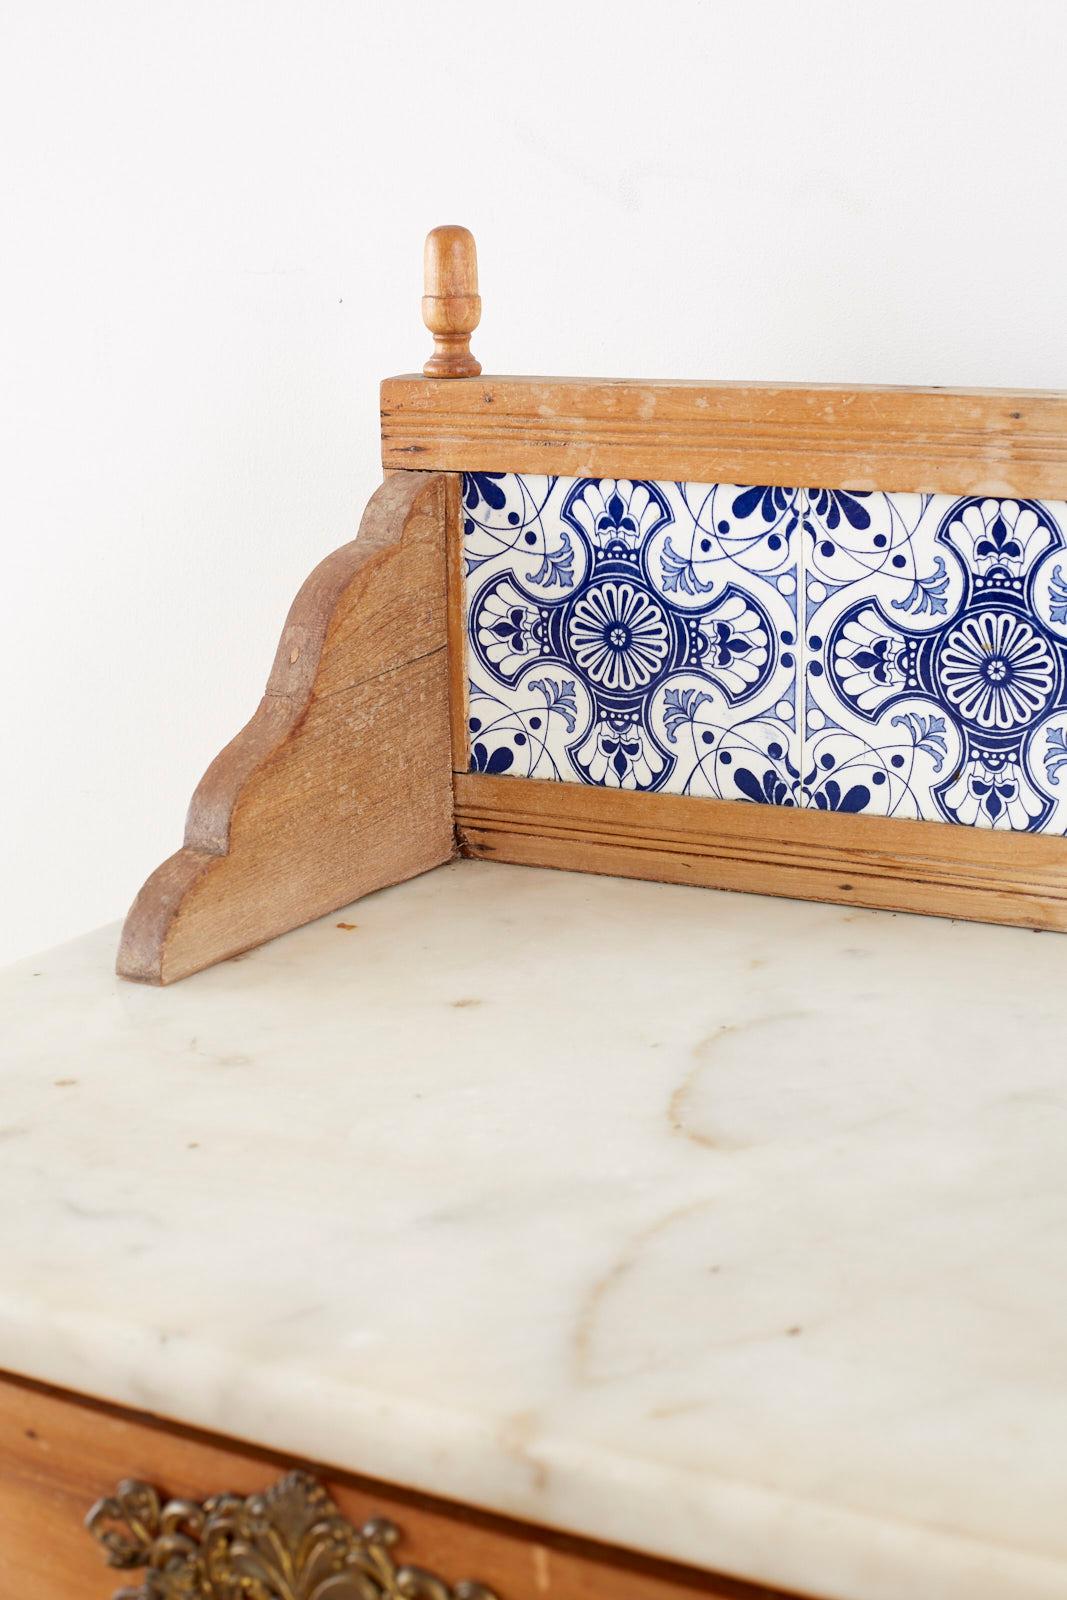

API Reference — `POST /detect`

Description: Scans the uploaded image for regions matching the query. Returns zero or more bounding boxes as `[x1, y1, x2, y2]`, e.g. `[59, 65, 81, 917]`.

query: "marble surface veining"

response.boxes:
[3, 861, 1067, 1600]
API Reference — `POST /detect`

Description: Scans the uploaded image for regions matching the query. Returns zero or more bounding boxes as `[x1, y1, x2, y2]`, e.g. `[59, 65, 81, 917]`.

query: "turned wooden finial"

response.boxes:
[422, 225, 481, 378]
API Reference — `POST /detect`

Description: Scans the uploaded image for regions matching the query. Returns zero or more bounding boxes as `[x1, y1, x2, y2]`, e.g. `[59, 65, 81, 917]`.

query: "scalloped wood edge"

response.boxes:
[117, 472, 455, 985]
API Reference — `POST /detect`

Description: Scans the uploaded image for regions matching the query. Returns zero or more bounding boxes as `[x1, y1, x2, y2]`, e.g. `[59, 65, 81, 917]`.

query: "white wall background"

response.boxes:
[2, 0, 1066, 964]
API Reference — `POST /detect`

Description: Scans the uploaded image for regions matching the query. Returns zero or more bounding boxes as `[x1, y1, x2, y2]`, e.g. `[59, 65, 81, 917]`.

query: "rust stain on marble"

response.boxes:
[572, 1198, 714, 1386]
[668, 1011, 808, 1152]
[497, 1408, 549, 1492]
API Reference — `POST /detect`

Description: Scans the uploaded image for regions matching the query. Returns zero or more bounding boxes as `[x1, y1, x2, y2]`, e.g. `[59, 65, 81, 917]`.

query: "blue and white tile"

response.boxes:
[462, 475, 1067, 834]
[462, 473, 800, 797]
[801, 491, 961, 822]
[805, 493, 1067, 830]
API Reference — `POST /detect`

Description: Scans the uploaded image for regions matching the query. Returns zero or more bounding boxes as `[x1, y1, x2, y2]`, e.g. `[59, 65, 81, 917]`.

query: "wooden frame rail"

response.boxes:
[381, 375, 1067, 499]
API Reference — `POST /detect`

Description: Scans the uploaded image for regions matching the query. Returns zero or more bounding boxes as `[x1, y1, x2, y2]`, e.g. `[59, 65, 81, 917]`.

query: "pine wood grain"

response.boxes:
[454, 772, 1067, 931]
[444, 471, 471, 771]
[0, 1371, 802, 1600]
[381, 376, 1067, 497]
[117, 472, 456, 985]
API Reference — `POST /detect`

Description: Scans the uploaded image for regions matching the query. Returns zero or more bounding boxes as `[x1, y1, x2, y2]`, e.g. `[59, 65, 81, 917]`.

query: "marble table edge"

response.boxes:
[1, 1301, 1064, 1600]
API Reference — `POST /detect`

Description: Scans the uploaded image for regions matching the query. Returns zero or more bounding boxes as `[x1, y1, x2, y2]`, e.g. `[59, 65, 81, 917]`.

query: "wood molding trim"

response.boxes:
[117, 472, 456, 985]
[454, 772, 1067, 930]
[381, 376, 1067, 497]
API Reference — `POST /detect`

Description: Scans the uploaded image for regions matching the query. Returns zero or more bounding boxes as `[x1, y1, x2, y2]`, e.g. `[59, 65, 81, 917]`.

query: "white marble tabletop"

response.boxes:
[3, 860, 1067, 1600]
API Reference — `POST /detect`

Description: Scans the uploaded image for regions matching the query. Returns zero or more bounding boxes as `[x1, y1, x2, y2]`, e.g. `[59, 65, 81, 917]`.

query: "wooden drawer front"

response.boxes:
[0, 1371, 796, 1600]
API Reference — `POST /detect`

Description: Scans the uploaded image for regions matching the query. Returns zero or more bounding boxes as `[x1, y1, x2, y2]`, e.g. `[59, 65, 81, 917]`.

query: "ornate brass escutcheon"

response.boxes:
[86, 1469, 500, 1600]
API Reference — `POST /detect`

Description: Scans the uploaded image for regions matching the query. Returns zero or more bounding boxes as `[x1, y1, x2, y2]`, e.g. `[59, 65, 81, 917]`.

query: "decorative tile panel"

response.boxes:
[461, 474, 1067, 832]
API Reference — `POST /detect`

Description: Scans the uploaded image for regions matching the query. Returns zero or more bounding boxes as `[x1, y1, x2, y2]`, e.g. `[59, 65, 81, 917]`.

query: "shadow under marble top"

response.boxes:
[2, 860, 1066, 1600]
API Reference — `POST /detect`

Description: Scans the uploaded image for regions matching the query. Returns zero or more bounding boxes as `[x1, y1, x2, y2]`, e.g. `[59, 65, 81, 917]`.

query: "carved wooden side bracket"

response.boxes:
[86, 1469, 499, 1600]
[116, 472, 456, 985]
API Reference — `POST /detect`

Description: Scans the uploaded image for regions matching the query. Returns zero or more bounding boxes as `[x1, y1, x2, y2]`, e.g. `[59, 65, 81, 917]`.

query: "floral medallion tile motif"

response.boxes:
[462, 473, 1067, 832]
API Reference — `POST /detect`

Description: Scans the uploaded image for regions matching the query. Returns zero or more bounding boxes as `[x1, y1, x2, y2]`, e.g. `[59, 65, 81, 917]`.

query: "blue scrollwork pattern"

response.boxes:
[463, 475, 1067, 832]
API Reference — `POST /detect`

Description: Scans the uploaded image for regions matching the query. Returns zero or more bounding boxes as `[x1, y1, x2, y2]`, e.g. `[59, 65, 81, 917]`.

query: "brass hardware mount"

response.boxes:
[86, 1468, 500, 1600]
